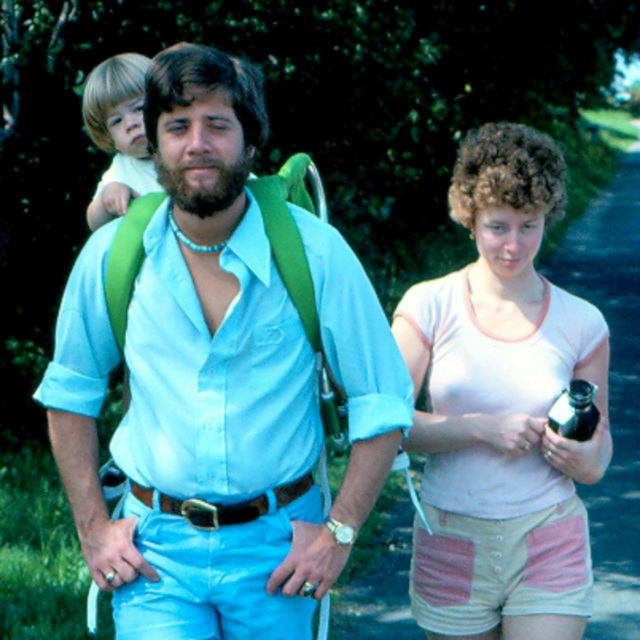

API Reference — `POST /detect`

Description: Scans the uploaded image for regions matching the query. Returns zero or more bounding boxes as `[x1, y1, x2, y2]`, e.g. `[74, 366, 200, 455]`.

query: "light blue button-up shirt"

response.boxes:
[35, 191, 413, 502]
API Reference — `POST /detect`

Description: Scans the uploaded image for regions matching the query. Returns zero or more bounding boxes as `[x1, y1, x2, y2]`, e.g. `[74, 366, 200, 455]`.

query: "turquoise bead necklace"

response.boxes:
[169, 211, 228, 253]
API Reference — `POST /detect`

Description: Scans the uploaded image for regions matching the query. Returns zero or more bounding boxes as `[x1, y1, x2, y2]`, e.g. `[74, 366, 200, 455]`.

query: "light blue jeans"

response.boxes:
[112, 483, 323, 639]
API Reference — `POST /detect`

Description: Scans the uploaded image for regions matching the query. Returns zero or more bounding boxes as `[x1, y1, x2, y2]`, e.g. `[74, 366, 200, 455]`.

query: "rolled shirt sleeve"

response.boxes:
[34, 223, 122, 417]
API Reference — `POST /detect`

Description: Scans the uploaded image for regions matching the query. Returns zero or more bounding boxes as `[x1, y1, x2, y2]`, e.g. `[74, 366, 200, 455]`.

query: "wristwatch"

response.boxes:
[324, 516, 357, 545]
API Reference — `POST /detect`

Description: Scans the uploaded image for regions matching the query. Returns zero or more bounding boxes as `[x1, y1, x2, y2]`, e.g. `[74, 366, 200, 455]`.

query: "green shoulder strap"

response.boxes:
[248, 154, 344, 438]
[105, 191, 166, 353]
[246, 154, 321, 353]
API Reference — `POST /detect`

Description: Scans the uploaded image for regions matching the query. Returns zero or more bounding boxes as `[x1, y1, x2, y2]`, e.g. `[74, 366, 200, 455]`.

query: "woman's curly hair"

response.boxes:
[448, 122, 567, 229]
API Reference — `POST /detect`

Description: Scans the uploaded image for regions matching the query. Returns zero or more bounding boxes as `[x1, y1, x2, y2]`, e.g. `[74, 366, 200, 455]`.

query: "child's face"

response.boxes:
[106, 96, 149, 159]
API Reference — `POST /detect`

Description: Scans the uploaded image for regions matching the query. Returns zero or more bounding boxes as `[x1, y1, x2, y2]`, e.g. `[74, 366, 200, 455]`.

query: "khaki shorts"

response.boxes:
[410, 495, 593, 636]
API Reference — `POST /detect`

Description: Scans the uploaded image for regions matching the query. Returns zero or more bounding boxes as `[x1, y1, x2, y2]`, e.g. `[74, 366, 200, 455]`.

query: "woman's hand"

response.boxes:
[541, 417, 610, 484]
[484, 413, 547, 457]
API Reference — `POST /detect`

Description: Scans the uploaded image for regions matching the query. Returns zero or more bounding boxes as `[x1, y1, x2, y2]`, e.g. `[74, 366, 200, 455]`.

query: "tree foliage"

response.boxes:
[627, 79, 640, 115]
[1, 0, 639, 442]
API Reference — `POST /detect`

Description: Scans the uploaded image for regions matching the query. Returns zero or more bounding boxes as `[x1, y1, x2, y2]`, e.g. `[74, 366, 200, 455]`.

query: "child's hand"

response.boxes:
[101, 183, 138, 217]
[86, 184, 141, 231]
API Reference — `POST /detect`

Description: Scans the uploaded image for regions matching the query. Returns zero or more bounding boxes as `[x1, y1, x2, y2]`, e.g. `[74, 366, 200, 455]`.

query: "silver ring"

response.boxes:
[544, 450, 552, 460]
[105, 571, 116, 584]
[300, 581, 317, 598]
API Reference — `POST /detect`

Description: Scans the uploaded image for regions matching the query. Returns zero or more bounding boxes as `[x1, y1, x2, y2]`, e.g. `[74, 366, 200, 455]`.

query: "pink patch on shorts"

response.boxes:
[413, 528, 475, 606]
[524, 515, 588, 592]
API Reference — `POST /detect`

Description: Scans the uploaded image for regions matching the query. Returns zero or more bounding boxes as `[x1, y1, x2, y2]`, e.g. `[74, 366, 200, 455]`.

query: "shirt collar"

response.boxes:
[143, 189, 272, 287]
[225, 188, 271, 287]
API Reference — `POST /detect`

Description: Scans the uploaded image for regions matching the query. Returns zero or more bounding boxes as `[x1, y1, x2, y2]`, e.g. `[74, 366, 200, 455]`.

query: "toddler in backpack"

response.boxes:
[82, 53, 162, 231]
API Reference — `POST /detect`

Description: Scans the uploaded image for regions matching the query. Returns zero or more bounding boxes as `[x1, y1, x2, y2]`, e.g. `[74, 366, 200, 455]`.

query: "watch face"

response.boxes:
[336, 524, 355, 544]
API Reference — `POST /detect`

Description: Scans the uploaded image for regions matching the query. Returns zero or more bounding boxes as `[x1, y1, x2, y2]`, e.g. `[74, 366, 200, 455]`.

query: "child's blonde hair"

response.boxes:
[82, 53, 151, 153]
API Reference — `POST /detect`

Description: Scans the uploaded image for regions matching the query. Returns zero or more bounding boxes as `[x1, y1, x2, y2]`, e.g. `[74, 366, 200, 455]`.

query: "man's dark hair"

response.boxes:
[144, 42, 270, 152]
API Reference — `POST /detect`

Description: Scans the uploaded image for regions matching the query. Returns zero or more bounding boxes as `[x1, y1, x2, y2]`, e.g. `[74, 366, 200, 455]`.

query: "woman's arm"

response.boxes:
[541, 338, 612, 484]
[391, 316, 545, 456]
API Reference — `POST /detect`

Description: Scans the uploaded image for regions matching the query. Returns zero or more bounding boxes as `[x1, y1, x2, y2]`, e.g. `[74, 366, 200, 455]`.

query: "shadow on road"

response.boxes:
[543, 143, 640, 639]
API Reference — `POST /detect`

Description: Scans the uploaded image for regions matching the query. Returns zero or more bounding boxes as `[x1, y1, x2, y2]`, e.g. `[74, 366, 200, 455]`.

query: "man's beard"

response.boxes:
[155, 150, 253, 219]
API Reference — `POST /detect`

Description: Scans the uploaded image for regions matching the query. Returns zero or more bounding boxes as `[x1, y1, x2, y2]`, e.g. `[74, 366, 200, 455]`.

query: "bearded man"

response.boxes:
[35, 43, 413, 640]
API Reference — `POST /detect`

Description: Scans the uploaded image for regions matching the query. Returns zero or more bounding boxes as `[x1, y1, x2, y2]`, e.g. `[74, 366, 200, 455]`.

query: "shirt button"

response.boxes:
[494, 566, 503, 574]
[496, 535, 504, 542]
[208, 368, 215, 376]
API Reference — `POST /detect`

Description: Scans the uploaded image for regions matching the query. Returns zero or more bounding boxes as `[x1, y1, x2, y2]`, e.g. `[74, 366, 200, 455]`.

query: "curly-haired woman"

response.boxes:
[392, 122, 611, 640]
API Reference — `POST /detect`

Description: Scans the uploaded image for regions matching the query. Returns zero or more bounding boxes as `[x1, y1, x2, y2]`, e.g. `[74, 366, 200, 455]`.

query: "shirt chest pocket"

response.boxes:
[253, 313, 302, 346]
[250, 314, 309, 370]
[254, 322, 292, 347]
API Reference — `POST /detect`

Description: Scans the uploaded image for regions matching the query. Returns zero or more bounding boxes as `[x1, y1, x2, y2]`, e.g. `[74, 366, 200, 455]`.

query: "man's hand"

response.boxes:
[267, 430, 402, 601]
[81, 515, 160, 592]
[46, 410, 159, 592]
[266, 520, 351, 600]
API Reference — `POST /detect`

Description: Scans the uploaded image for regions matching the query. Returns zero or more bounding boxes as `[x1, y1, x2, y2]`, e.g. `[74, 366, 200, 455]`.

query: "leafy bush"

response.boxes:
[1, 1, 637, 446]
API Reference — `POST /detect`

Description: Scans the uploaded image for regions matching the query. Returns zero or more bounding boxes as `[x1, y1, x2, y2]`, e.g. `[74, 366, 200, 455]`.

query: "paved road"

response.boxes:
[541, 140, 640, 639]
[332, 140, 640, 639]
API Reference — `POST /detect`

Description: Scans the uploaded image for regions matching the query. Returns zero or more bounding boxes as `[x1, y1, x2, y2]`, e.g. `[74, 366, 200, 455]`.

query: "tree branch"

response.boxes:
[47, 0, 79, 72]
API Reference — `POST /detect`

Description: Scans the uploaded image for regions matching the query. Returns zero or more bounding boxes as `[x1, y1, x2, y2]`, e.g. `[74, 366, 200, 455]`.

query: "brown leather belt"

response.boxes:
[130, 472, 314, 530]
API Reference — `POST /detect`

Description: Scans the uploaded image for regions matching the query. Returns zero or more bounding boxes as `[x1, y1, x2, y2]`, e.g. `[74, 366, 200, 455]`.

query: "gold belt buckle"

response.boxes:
[180, 498, 220, 530]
